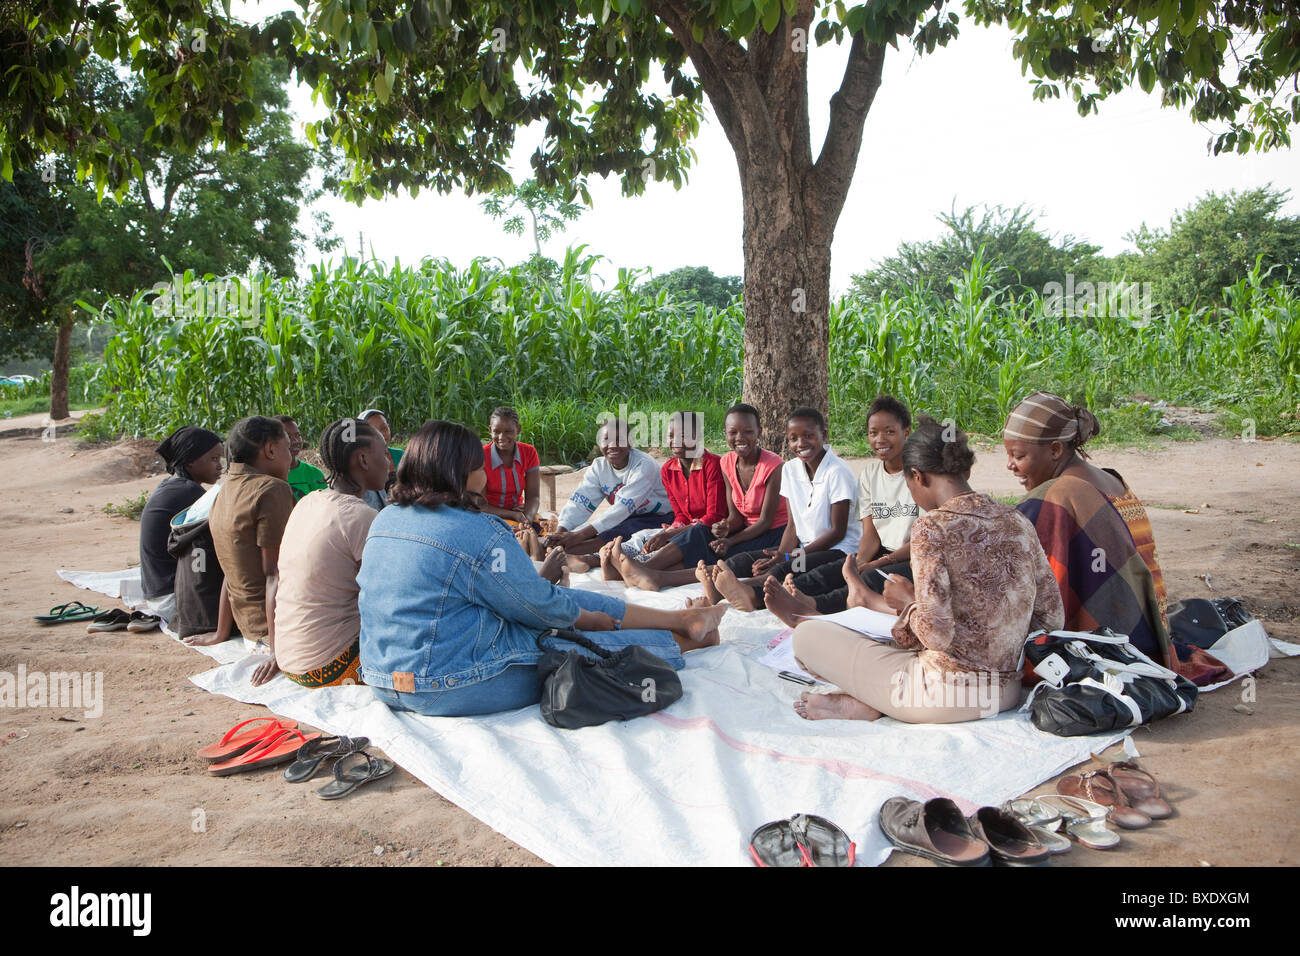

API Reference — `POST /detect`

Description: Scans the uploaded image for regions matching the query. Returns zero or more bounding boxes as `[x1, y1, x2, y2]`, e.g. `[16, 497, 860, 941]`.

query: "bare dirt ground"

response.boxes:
[1, 413, 1296, 866]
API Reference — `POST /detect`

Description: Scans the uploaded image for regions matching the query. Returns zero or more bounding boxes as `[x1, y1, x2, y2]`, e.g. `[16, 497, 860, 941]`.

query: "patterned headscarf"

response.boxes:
[1003, 392, 1101, 456]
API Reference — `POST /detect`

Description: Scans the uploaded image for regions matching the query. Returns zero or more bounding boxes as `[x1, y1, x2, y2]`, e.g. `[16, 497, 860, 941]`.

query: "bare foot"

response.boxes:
[782, 574, 818, 609]
[712, 561, 758, 612]
[564, 550, 597, 573]
[794, 691, 882, 721]
[843, 555, 874, 610]
[516, 527, 544, 560]
[614, 550, 662, 592]
[538, 547, 566, 584]
[763, 576, 820, 628]
[695, 561, 722, 605]
[677, 602, 727, 649]
[599, 539, 624, 581]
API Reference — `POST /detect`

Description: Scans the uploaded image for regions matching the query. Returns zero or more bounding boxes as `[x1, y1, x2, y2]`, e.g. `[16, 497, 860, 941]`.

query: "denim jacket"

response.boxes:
[357, 502, 581, 692]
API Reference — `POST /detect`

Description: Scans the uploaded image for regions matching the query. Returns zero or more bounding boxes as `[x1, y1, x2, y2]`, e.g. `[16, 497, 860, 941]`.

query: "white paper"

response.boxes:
[757, 630, 822, 683]
[805, 606, 899, 641]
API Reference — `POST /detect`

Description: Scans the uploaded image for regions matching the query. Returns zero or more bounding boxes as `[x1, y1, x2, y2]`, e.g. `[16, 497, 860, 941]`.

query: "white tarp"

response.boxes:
[57, 567, 1298, 866]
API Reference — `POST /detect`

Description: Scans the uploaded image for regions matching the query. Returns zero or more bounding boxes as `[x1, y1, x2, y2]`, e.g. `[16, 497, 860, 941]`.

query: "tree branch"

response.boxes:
[807, 31, 887, 244]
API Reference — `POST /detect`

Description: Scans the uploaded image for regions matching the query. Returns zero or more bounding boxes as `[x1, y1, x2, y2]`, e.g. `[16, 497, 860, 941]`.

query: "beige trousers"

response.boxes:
[791, 620, 1021, 724]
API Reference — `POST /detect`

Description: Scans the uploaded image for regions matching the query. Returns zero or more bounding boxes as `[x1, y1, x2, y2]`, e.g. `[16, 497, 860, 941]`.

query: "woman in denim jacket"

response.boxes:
[358, 420, 727, 717]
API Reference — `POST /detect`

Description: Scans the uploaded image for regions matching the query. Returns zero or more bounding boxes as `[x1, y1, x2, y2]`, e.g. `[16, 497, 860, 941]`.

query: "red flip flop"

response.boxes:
[208, 727, 321, 776]
[196, 717, 299, 762]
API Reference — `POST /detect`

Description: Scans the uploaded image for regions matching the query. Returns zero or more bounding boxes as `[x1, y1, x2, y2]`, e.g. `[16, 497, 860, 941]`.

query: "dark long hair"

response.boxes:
[389, 420, 484, 510]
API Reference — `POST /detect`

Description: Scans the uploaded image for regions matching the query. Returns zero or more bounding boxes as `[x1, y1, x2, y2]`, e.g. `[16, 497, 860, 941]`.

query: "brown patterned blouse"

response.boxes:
[891, 492, 1064, 684]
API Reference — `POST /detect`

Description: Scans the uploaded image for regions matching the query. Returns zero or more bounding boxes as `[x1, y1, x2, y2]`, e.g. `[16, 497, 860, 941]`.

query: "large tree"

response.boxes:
[4, 1, 1297, 438]
[1, 51, 335, 417]
[1119, 185, 1300, 311]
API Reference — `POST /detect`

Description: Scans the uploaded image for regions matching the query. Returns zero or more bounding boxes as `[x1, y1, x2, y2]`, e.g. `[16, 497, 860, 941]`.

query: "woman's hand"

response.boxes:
[250, 654, 281, 686]
[182, 631, 228, 647]
[708, 536, 730, 556]
[882, 575, 915, 613]
[751, 548, 780, 575]
[544, 530, 577, 550]
[643, 531, 672, 553]
[710, 519, 730, 538]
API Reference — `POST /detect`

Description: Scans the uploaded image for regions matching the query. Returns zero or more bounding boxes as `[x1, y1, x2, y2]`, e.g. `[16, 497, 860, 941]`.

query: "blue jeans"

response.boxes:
[370, 588, 684, 717]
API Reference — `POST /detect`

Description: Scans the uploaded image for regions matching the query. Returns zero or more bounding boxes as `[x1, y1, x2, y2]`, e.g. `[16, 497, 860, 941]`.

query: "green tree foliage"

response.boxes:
[849, 203, 1103, 303]
[642, 265, 743, 310]
[1119, 186, 1300, 311]
[4, 1, 1296, 424]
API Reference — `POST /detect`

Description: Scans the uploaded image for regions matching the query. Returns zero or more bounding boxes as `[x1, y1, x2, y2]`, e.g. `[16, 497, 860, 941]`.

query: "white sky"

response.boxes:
[234, 4, 1300, 295]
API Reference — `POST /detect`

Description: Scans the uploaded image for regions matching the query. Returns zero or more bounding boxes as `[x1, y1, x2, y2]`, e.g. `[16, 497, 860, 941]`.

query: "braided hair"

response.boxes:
[226, 416, 287, 465]
[318, 418, 383, 493]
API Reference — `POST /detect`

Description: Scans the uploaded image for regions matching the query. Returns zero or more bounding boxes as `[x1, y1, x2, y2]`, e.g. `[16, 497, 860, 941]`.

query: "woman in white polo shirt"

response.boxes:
[707, 407, 859, 611]
[763, 395, 921, 624]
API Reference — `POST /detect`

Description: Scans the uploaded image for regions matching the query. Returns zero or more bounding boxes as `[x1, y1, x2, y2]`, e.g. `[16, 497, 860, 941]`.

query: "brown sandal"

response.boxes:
[1107, 761, 1174, 819]
[1057, 769, 1152, 829]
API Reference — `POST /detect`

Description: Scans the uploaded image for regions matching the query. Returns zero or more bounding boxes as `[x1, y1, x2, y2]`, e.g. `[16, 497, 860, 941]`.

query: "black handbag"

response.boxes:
[1022, 628, 1197, 737]
[536, 629, 683, 729]
[1168, 598, 1253, 649]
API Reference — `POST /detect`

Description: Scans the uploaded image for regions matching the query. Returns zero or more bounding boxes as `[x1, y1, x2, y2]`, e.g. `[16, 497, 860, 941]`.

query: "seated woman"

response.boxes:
[185, 416, 295, 688]
[271, 418, 392, 687]
[358, 407, 402, 511]
[791, 417, 1065, 723]
[139, 426, 224, 618]
[695, 407, 860, 612]
[764, 395, 919, 625]
[357, 420, 726, 718]
[479, 405, 541, 527]
[607, 404, 786, 589]
[1003, 391, 1174, 668]
[542, 417, 674, 557]
[275, 415, 327, 502]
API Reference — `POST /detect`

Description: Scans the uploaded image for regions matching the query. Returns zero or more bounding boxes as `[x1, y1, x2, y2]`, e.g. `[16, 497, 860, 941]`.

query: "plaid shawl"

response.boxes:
[1017, 474, 1172, 668]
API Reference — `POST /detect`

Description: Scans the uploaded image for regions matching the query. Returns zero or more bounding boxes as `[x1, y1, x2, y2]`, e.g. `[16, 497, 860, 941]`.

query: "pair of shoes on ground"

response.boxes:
[196, 717, 392, 799]
[879, 798, 1053, 867]
[283, 734, 394, 800]
[1056, 760, 1174, 830]
[749, 813, 855, 867]
[86, 608, 161, 633]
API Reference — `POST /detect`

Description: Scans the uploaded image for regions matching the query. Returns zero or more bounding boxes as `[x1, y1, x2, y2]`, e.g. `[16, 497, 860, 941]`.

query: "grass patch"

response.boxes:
[103, 491, 149, 521]
[989, 492, 1022, 507]
[0, 395, 98, 419]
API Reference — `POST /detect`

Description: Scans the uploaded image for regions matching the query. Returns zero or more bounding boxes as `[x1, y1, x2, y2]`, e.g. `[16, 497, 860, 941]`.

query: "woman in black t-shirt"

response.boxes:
[139, 427, 224, 600]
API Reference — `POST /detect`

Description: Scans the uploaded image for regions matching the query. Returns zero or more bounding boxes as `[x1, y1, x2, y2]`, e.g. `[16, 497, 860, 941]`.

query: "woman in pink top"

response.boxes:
[611, 404, 789, 592]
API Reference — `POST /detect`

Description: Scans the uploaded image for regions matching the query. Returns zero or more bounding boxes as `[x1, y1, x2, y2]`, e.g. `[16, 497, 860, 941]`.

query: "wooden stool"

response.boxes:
[538, 464, 574, 512]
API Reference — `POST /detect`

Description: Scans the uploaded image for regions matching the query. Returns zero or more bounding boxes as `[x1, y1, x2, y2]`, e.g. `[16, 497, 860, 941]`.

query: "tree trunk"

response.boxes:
[49, 315, 73, 421]
[653, 0, 887, 452]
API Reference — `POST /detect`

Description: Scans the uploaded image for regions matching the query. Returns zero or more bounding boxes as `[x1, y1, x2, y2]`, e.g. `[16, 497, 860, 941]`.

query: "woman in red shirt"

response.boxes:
[610, 405, 788, 591]
[480, 406, 540, 527]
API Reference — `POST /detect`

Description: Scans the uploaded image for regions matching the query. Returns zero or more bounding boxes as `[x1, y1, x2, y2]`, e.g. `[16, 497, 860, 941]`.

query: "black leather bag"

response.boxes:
[1168, 598, 1253, 649]
[536, 629, 683, 729]
[1023, 628, 1197, 737]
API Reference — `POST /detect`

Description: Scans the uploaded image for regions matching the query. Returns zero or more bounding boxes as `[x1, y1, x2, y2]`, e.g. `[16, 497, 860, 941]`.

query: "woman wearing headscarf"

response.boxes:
[139, 426, 224, 607]
[1003, 392, 1179, 667]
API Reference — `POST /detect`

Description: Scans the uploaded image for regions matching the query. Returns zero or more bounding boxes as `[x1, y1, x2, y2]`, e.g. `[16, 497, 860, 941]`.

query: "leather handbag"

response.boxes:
[1022, 628, 1197, 736]
[1168, 597, 1253, 649]
[536, 629, 683, 729]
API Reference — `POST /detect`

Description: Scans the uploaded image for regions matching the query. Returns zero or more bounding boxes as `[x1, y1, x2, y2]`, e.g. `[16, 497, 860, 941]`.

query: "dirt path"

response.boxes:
[1, 431, 1296, 866]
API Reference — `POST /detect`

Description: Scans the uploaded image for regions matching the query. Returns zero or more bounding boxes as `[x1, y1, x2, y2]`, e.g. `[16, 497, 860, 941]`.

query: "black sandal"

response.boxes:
[315, 751, 395, 800]
[283, 735, 370, 783]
